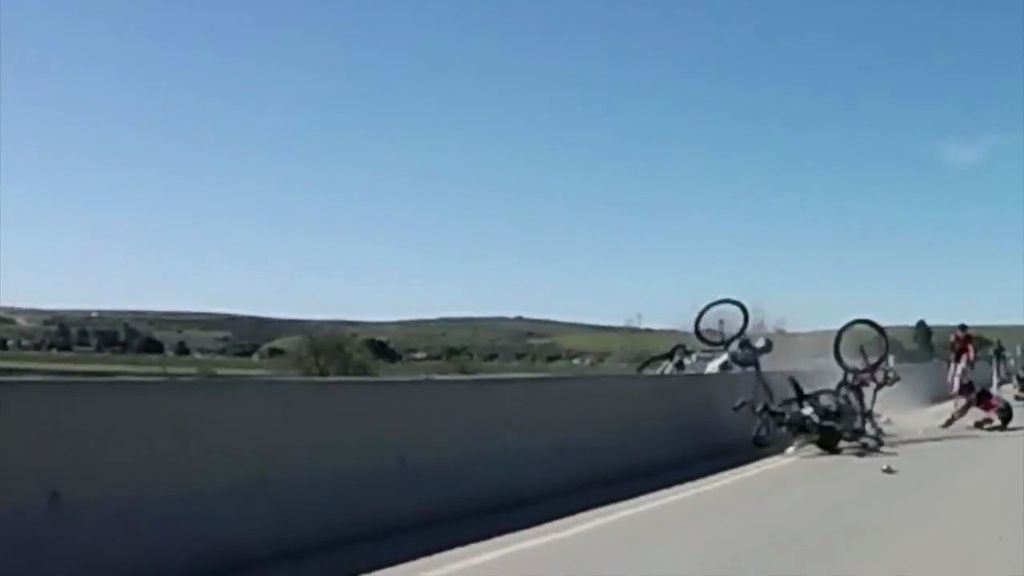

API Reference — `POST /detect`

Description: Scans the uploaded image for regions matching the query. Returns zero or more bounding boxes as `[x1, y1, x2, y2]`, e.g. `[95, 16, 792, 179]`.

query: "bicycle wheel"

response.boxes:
[814, 424, 843, 454]
[636, 352, 673, 375]
[636, 345, 688, 375]
[833, 318, 889, 375]
[694, 298, 750, 348]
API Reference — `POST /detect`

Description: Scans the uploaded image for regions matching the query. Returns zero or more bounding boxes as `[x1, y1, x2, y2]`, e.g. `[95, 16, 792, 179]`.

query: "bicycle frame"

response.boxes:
[727, 338, 778, 404]
[834, 345, 899, 441]
[636, 344, 693, 375]
[745, 373, 846, 454]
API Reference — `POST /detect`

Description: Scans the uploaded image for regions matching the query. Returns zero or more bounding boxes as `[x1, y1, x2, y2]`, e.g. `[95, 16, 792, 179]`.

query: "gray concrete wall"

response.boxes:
[0, 366, 944, 575]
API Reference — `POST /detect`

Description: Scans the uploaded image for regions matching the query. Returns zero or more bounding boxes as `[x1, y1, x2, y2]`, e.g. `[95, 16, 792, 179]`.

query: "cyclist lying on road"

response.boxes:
[940, 376, 1014, 431]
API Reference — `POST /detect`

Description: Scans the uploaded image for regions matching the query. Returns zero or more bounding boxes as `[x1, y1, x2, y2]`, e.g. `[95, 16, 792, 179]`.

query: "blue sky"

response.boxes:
[1, 0, 1022, 329]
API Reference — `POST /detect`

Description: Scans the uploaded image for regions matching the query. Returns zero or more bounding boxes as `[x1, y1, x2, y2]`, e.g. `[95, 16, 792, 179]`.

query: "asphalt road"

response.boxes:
[373, 402, 1024, 576]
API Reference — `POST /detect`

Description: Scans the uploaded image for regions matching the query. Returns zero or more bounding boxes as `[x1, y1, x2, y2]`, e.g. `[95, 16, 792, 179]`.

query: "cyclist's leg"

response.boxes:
[996, 404, 1013, 431]
[951, 361, 967, 409]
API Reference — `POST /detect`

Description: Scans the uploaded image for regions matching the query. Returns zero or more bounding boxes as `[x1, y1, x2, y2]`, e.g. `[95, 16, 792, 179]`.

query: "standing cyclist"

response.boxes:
[947, 324, 976, 400]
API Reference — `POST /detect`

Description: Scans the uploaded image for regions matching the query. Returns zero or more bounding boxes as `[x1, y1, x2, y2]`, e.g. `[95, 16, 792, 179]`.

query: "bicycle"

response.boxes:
[635, 344, 695, 375]
[635, 296, 752, 376]
[749, 319, 900, 456]
[708, 303, 898, 455]
[757, 375, 845, 454]
[693, 298, 802, 449]
[831, 318, 901, 449]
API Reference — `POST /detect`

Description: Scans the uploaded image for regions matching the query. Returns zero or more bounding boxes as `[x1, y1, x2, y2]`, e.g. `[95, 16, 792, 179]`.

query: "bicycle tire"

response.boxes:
[694, 298, 750, 348]
[814, 425, 843, 454]
[636, 352, 672, 375]
[636, 344, 688, 375]
[833, 318, 889, 375]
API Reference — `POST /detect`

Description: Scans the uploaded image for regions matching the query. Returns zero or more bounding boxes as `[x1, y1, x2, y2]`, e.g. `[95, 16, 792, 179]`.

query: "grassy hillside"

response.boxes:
[1, 306, 1021, 377]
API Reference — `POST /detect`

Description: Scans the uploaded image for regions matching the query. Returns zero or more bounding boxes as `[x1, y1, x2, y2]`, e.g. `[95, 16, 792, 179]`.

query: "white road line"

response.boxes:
[421, 456, 794, 576]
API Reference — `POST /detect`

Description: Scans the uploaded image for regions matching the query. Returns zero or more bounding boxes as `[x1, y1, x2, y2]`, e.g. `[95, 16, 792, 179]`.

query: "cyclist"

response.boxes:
[1015, 367, 1024, 402]
[940, 373, 1013, 431]
[705, 336, 773, 374]
[946, 323, 976, 398]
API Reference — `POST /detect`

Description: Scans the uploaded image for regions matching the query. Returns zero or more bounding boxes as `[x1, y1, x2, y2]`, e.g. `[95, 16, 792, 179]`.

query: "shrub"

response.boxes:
[263, 346, 286, 358]
[447, 356, 482, 375]
[173, 340, 192, 357]
[122, 323, 142, 350]
[913, 320, 935, 359]
[293, 333, 377, 377]
[442, 345, 471, 361]
[93, 329, 123, 353]
[973, 334, 994, 353]
[133, 336, 166, 355]
[362, 337, 401, 364]
[51, 323, 73, 352]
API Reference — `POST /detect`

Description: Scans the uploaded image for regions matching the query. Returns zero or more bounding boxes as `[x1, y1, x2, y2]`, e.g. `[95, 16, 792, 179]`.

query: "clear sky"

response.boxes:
[1, 0, 1022, 329]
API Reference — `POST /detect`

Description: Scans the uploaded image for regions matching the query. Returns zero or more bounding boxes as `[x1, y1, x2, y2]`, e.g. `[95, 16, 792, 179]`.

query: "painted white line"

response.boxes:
[421, 456, 794, 576]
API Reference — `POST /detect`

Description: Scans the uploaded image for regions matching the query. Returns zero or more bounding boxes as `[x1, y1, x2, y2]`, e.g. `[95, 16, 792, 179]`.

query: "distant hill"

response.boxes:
[1, 306, 1021, 376]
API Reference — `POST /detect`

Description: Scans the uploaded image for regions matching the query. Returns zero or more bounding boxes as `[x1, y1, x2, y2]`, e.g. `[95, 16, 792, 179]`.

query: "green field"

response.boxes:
[0, 350, 278, 376]
[1, 306, 1021, 377]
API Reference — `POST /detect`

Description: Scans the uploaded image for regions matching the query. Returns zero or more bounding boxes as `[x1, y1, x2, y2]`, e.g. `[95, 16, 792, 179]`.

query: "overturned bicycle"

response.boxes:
[639, 298, 902, 454]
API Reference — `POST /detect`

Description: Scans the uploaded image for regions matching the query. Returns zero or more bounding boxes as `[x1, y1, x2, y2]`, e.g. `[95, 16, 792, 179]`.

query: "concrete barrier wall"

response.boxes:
[0, 366, 944, 575]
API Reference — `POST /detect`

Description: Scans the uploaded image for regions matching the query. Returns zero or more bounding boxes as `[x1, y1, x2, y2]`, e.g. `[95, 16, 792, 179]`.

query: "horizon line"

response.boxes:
[1, 302, 1013, 333]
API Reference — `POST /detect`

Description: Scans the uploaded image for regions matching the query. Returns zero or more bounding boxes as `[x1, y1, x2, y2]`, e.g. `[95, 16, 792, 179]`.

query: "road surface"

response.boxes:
[373, 403, 1024, 576]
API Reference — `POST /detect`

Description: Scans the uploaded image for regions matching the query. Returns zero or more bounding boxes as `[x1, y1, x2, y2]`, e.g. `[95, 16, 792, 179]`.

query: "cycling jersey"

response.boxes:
[950, 333, 974, 363]
[974, 388, 1003, 413]
[966, 384, 1012, 418]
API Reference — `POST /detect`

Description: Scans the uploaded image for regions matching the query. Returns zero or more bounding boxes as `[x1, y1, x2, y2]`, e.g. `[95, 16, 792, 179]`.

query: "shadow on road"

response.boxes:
[200, 450, 777, 576]
[886, 431, 984, 448]
[794, 429, 995, 459]
[797, 446, 898, 459]
[986, 425, 1024, 432]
